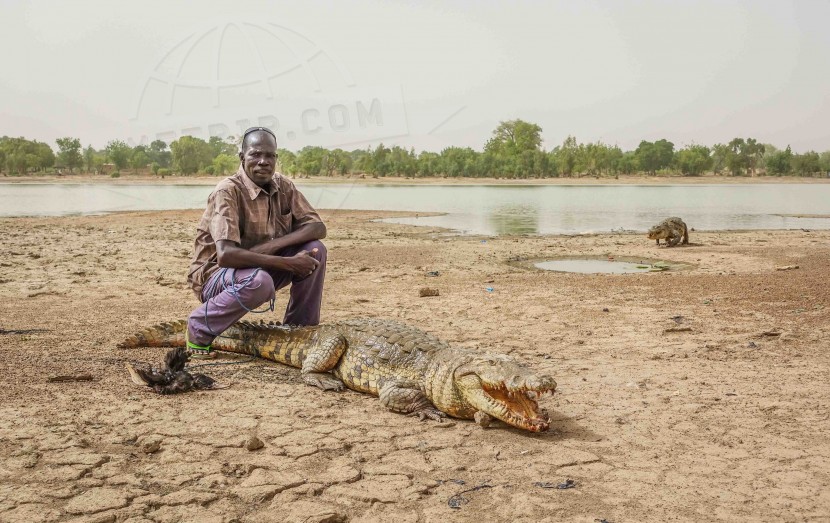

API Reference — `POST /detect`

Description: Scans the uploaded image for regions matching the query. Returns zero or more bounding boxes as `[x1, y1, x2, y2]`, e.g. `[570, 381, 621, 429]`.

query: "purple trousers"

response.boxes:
[187, 240, 326, 346]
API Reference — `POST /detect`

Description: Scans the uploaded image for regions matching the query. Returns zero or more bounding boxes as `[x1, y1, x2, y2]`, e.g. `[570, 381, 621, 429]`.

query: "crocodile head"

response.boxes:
[454, 354, 556, 432]
[647, 225, 668, 240]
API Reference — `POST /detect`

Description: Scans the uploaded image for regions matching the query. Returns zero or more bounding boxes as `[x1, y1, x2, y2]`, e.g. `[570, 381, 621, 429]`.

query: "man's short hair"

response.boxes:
[241, 127, 277, 151]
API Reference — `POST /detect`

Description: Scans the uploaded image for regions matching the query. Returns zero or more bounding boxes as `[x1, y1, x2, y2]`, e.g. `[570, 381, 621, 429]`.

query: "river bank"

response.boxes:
[2, 172, 830, 185]
[0, 210, 828, 522]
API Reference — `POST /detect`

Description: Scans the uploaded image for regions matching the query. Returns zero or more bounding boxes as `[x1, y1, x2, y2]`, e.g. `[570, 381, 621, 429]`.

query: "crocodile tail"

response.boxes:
[117, 320, 188, 349]
[117, 320, 290, 360]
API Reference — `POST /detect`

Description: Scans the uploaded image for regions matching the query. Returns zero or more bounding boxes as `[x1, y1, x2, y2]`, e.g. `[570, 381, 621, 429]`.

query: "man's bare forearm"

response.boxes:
[215, 241, 294, 272]
[249, 222, 327, 255]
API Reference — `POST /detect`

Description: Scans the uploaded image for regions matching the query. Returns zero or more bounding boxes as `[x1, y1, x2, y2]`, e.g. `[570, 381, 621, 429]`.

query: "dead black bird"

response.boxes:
[125, 347, 227, 394]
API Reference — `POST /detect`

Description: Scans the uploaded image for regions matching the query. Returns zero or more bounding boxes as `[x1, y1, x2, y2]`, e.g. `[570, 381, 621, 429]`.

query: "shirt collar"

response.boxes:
[236, 167, 280, 200]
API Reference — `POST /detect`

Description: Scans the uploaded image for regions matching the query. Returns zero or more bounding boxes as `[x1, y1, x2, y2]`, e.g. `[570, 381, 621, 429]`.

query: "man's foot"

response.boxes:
[188, 348, 219, 360]
[186, 331, 217, 360]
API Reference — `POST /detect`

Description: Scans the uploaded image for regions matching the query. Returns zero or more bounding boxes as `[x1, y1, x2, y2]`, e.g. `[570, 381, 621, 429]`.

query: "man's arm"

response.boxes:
[248, 221, 326, 256]
[215, 238, 320, 276]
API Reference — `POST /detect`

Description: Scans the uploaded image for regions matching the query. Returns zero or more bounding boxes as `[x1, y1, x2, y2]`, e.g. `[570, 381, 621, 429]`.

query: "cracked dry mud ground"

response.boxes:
[1, 209, 828, 523]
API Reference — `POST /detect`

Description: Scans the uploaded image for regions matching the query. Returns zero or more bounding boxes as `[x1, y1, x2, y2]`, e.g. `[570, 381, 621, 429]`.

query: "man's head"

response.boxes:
[239, 127, 278, 188]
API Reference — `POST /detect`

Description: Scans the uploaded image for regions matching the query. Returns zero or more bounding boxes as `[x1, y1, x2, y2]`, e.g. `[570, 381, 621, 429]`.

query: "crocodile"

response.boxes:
[647, 216, 689, 247]
[119, 318, 556, 432]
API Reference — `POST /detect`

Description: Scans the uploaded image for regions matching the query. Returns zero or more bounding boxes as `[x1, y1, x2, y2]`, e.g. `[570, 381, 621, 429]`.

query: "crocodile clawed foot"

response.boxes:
[410, 407, 447, 422]
[302, 372, 345, 392]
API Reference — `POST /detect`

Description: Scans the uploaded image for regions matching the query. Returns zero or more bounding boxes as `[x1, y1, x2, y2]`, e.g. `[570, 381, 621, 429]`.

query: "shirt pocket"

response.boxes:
[275, 208, 293, 234]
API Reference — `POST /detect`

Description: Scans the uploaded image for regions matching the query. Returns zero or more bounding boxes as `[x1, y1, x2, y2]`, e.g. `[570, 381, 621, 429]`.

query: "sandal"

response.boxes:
[186, 331, 218, 360]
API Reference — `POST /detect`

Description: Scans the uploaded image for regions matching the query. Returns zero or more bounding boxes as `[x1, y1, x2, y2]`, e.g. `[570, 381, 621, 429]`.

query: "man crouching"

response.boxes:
[185, 127, 327, 359]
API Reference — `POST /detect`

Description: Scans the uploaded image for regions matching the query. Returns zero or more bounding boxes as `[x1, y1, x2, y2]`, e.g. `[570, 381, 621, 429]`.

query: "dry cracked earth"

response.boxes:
[0, 209, 828, 522]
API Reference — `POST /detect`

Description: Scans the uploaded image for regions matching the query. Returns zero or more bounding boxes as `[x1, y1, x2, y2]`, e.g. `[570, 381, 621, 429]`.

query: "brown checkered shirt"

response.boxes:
[187, 168, 323, 298]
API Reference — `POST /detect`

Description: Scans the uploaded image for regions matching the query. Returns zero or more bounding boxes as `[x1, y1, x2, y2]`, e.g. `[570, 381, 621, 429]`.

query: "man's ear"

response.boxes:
[238, 151, 244, 162]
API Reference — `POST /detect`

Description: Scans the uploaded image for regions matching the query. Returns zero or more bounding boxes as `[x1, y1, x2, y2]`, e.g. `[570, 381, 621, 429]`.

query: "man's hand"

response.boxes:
[283, 248, 320, 278]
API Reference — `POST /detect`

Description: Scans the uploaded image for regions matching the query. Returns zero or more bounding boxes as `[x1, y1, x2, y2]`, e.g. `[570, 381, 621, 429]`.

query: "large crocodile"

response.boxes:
[119, 318, 556, 432]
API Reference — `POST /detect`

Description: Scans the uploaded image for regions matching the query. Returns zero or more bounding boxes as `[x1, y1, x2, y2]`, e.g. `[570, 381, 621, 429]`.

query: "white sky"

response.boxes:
[1, 0, 828, 153]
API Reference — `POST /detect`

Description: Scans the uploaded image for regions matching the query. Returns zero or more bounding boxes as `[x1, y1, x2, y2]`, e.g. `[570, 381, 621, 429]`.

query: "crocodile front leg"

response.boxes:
[301, 333, 348, 392]
[379, 379, 446, 421]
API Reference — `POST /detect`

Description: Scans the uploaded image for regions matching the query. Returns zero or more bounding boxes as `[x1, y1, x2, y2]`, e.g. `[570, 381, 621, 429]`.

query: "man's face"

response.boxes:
[239, 132, 278, 188]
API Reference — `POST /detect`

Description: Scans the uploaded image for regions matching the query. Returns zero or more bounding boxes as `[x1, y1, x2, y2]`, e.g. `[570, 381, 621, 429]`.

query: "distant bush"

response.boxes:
[150, 162, 160, 175]
[203, 165, 215, 175]
[157, 168, 170, 178]
[110, 171, 120, 178]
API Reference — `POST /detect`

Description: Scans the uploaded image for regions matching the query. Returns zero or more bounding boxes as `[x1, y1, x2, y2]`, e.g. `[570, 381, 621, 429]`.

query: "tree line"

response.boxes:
[2, 120, 829, 178]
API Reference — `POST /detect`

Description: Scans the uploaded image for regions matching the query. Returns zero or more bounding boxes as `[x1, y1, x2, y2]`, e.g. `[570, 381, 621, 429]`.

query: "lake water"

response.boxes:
[2, 182, 829, 236]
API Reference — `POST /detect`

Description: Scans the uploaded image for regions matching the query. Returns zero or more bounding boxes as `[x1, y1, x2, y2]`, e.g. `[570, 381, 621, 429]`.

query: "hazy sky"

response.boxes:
[2, 0, 828, 153]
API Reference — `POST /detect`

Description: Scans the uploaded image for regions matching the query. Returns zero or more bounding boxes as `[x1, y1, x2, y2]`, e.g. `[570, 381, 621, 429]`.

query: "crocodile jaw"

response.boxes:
[458, 374, 555, 432]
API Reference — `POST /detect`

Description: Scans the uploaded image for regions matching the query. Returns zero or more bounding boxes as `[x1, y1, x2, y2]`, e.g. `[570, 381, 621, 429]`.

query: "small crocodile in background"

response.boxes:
[647, 216, 689, 247]
[119, 319, 556, 432]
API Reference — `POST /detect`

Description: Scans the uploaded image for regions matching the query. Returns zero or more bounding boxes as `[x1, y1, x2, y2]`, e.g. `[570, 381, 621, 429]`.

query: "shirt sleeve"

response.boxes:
[287, 182, 323, 230]
[208, 188, 241, 244]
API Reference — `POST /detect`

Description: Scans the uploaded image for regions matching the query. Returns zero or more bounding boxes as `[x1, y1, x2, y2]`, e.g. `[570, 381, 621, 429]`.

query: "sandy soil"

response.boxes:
[1, 209, 828, 522]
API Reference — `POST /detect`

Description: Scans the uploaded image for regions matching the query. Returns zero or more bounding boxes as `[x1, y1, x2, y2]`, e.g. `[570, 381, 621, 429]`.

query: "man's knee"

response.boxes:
[243, 269, 276, 305]
[306, 240, 327, 262]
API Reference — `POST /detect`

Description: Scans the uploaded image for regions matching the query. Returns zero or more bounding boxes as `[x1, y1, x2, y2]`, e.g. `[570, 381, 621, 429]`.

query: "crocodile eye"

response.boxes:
[489, 360, 496, 366]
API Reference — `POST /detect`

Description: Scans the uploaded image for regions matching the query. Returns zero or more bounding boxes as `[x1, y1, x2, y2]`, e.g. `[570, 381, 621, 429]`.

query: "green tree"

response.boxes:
[759, 143, 779, 173]
[7, 152, 27, 174]
[322, 148, 352, 176]
[744, 138, 765, 176]
[578, 142, 619, 176]
[385, 146, 416, 177]
[439, 147, 477, 177]
[635, 139, 674, 174]
[84, 145, 95, 173]
[296, 146, 326, 176]
[92, 153, 105, 174]
[724, 138, 757, 176]
[0, 137, 53, 173]
[818, 150, 830, 173]
[212, 153, 239, 176]
[674, 145, 713, 176]
[129, 145, 150, 173]
[556, 136, 579, 176]
[105, 140, 132, 170]
[484, 119, 543, 156]
[617, 151, 638, 174]
[208, 136, 237, 158]
[792, 151, 821, 176]
[368, 143, 391, 176]
[56, 137, 83, 173]
[278, 149, 297, 175]
[417, 151, 441, 177]
[148, 140, 172, 168]
[349, 149, 371, 174]
[170, 136, 213, 174]
[33, 141, 55, 171]
[765, 146, 792, 175]
[635, 141, 658, 174]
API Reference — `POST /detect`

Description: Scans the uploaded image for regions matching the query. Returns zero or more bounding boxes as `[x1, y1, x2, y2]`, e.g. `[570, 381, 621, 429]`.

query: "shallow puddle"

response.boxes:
[530, 257, 691, 274]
